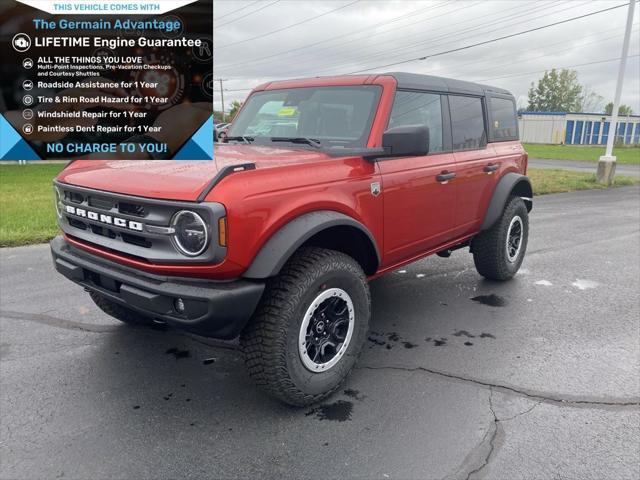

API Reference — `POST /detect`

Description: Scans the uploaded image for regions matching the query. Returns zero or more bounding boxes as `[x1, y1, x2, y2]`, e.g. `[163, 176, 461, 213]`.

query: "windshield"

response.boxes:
[227, 86, 381, 147]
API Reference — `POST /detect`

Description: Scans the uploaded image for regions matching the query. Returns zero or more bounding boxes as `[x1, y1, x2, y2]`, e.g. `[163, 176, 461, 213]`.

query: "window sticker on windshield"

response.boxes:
[277, 107, 298, 116]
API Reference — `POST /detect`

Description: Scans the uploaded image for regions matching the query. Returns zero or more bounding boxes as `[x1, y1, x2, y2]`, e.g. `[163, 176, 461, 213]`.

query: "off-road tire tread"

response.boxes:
[89, 291, 156, 326]
[472, 195, 528, 281]
[240, 247, 369, 406]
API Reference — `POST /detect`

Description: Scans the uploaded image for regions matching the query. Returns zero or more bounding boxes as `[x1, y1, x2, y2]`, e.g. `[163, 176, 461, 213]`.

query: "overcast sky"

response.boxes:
[213, 0, 640, 114]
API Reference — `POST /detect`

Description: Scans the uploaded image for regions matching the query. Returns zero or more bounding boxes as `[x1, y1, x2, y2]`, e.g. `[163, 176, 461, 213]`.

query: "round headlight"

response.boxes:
[54, 186, 63, 219]
[171, 210, 209, 257]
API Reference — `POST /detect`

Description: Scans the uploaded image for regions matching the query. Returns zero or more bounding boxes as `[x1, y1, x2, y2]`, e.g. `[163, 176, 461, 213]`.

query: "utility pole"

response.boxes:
[214, 78, 227, 122]
[597, 0, 635, 185]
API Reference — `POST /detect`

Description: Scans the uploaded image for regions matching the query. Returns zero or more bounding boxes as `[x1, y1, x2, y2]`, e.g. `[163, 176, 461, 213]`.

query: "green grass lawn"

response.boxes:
[0, 164, 65, 247]
[528, 168, 639, 195]
[0, 164, 638, 247]
[524, 143, 640, 165]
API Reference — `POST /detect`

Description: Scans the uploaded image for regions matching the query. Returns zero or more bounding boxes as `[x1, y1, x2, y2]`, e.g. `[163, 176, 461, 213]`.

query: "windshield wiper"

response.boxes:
[225, 136, 254, 144]
[270, 137, 322, 148]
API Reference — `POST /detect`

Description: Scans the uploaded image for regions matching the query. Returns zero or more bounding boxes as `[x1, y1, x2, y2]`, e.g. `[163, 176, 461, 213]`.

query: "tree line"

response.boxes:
[526, 68, 633, 115]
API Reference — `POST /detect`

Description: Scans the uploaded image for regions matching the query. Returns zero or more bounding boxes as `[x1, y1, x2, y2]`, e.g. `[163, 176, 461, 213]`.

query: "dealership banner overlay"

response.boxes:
[0, 0, 213, 160]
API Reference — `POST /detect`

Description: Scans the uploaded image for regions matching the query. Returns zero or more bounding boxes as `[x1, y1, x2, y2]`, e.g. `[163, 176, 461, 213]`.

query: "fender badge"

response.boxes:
[371, 182, 381, 197]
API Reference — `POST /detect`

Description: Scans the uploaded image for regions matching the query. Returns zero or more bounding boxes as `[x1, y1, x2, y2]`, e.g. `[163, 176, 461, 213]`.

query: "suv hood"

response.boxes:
[58, 145, 335, 201]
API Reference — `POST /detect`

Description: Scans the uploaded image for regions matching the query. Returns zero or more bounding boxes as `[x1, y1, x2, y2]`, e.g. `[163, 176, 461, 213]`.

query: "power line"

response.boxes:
[218, 25, 639, 96]
[214, 0, 262, 23]
[214, 0, 281, 29]
[477, 54, 640, 82]
[215, 0, 363, 50]
[347, 2, 630, 74]
[422, 23, 637, 77]
[433, 26, 638, 82]
[221, 0, 570, 78]
[290, 0, 573, 77]
[215, 1, 454, 69]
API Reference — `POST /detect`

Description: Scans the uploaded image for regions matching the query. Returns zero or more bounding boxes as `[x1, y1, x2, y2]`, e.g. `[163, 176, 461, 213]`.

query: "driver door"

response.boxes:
[377, 91, 457, 266]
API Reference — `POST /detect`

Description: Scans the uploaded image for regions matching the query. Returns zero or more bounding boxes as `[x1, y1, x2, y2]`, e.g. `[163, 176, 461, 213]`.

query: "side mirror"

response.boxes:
[380, 125, 429, 158]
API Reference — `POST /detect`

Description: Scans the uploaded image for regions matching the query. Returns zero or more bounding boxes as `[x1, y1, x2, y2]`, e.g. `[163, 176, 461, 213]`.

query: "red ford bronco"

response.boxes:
[51, 73, 531, 406]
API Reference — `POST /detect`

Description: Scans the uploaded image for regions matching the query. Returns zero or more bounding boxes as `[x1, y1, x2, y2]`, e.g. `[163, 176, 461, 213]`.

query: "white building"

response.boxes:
[518, 112, 640, 145]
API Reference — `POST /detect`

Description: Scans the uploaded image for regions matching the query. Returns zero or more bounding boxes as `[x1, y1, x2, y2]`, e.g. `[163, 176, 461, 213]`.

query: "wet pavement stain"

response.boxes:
[464, 341, 474, 346]
[387, 332, 400, 342]
[367, 336, 386, 347]
[202, 358, 216, 365]
[133, 405, 140, 410]
[165, 347, 190, 359]
[305, 400, 353, 421]
[471, 294, 507, 307]
[433, 338, 447, 347]
[402, 341, 418, 349]
[343, 389, 365, 401]
[453, 330, 475, 338]
[480, 332, 496, 339]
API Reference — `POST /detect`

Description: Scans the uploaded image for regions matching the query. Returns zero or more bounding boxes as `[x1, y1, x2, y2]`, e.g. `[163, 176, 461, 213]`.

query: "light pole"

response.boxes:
[214, 78, 227, 122]
[597, 0, 636, 185]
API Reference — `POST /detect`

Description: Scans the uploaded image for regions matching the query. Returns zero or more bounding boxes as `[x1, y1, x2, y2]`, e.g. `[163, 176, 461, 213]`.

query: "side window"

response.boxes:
[449, 95, 486, 150]
[388, 91, 443, 153]
[490, 97, 518, 140]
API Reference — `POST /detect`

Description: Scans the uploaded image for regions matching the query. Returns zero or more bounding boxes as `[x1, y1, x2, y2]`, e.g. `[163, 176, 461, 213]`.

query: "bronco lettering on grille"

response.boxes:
[65, 205, 143, 232]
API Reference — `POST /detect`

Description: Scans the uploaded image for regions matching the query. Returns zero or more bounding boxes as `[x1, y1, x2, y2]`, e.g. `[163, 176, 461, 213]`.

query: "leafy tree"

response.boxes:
[527, 69, 583, 112]
[604, 102, 633, 115]
[228, 100, 243, 121]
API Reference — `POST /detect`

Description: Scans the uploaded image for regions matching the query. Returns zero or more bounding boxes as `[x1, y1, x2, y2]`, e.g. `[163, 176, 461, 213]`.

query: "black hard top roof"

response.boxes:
[384, 72, 513, 97]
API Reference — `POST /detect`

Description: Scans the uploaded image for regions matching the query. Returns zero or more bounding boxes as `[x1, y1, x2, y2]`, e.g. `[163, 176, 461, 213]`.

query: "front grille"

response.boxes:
[66, 191, 84, 204]
[55, 182, 227, 264]
[118, 202, 146, 217]
[121, 232, 152, 248]
[88, 196, 115, 210]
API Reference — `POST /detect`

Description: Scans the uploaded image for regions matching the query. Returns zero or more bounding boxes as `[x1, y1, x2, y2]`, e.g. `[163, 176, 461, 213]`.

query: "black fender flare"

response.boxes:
[481, 173, 533, 231]
[243, 210, 380, 279]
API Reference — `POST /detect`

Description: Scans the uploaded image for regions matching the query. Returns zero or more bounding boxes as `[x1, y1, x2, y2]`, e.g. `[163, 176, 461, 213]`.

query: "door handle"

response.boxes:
[436, 171, 456, 183]
[483, 164, 499, 173]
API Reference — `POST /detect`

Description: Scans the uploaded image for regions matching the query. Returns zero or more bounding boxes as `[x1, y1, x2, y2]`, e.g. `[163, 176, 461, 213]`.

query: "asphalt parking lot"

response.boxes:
[1, 186, 639, 480]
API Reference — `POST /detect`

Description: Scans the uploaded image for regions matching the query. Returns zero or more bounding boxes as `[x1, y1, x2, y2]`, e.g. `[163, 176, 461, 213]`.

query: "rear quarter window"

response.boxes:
[489, 97, 518, 141]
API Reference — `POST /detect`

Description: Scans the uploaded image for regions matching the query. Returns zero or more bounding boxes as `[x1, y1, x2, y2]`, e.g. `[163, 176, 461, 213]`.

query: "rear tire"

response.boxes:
[472, 195, 529, 281]
[89, 291, 157, 327]
[240, 247, 370, 407]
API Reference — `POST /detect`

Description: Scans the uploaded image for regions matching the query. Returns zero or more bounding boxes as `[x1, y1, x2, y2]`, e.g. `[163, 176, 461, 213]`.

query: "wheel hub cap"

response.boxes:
[506, 215, 523, 263]
[299, 288, 355, 372]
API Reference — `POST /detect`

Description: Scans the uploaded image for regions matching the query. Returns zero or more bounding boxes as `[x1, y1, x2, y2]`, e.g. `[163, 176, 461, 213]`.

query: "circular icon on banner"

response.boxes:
[23, 80, 33, 91]
[23, 124, 33, 135]
[22, 109, 33, 120]
[192, 38, 212, 63]
[12, 33, 31, 52]
[201, 73, 213, 99]
[23, 94, 34, 106]
[23, 58, 34, 69]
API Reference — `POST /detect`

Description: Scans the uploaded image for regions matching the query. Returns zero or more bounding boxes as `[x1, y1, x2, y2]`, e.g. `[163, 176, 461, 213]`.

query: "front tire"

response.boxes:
[472, 195, 529, 281]
[240, 247, 370, 407]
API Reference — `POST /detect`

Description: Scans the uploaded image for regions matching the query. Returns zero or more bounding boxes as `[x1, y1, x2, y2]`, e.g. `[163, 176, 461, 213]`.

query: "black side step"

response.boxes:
[197, 163, 256, 202]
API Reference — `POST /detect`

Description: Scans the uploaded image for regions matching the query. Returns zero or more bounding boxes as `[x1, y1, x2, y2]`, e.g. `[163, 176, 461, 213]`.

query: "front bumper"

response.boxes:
[50, 236, 265, 339]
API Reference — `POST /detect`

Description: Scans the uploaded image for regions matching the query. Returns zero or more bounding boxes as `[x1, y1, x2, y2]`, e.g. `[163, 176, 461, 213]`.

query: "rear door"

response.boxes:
[377, 90, 457, 266]
[449, 94, 498, 236]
